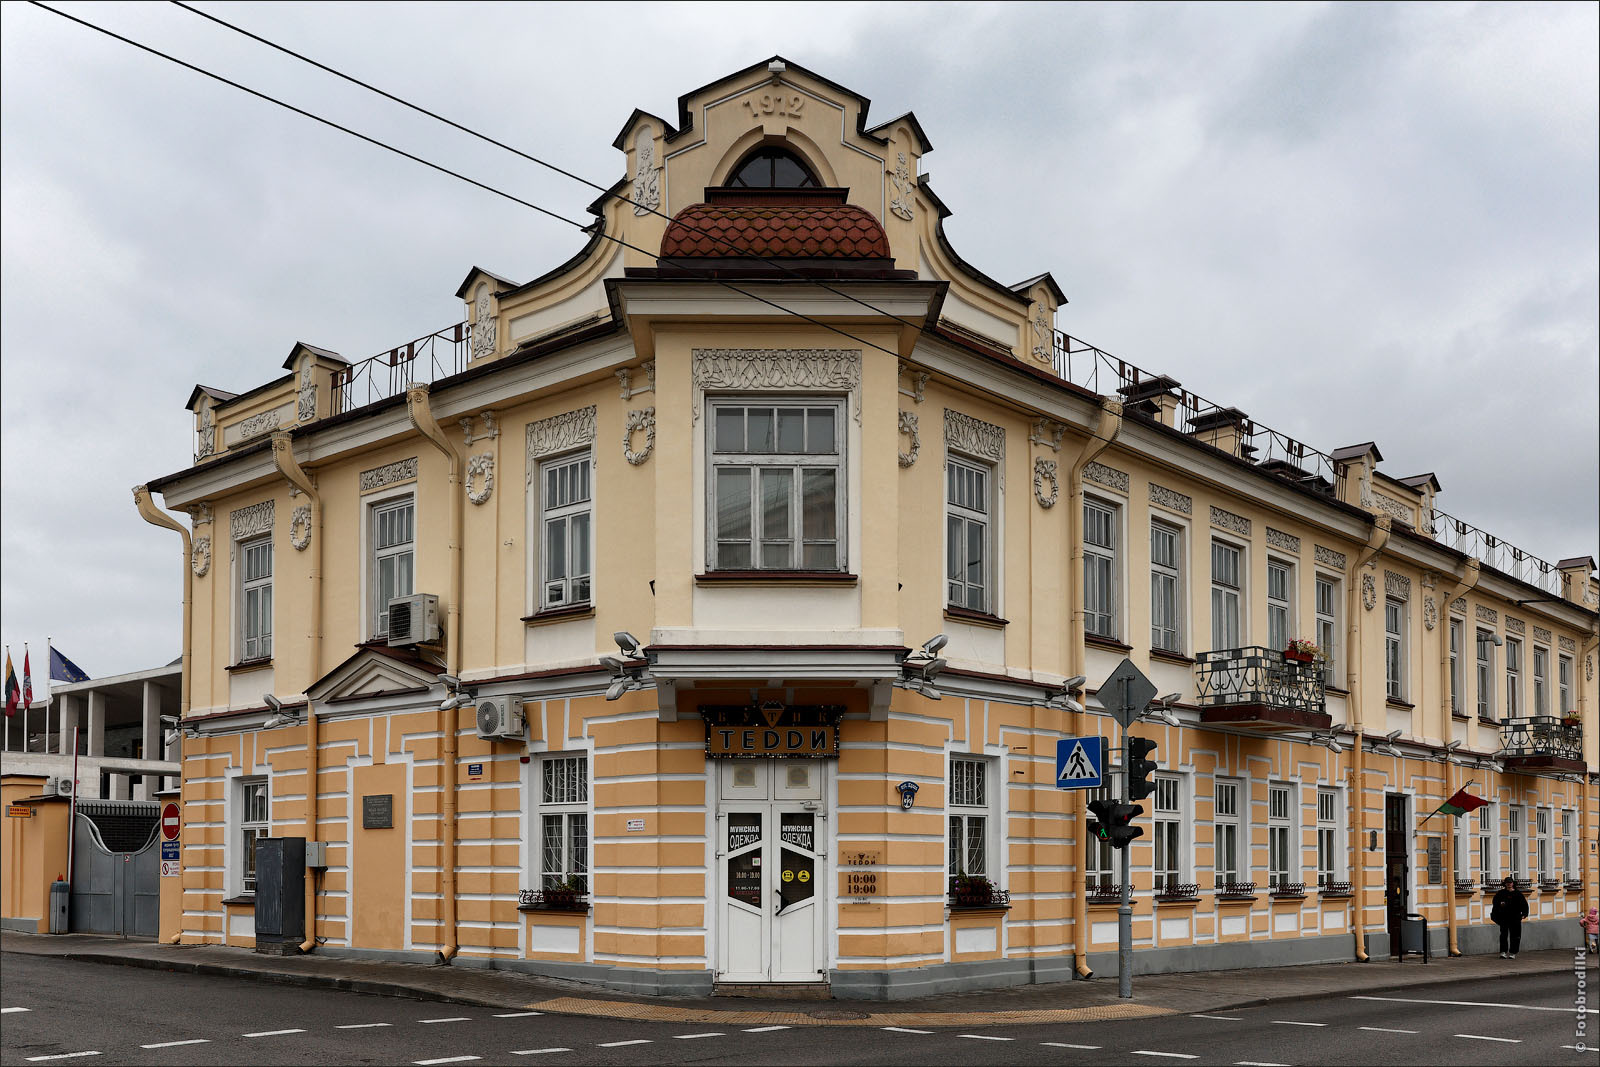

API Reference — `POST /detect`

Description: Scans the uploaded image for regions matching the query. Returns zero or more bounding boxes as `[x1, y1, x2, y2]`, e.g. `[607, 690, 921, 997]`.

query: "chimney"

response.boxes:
[1118, 374, 1182, 428]
[1187, 406, 1256, 460]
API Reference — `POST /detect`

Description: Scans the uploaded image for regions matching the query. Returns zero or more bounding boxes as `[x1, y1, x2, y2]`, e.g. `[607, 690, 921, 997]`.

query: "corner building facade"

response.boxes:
[139, 59, 1598, 998]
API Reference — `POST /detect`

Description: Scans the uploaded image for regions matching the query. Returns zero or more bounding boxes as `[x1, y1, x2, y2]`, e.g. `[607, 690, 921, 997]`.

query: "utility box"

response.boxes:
[49, 880, 69, 934]
[253, 836, 305, 955]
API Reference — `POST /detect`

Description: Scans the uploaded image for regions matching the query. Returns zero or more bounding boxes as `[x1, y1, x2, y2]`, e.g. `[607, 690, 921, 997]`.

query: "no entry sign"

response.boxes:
[161, 802, 181, 840]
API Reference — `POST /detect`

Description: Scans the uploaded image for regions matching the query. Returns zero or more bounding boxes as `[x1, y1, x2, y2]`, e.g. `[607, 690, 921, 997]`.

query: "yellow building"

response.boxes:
[135, 58, 1597, 997]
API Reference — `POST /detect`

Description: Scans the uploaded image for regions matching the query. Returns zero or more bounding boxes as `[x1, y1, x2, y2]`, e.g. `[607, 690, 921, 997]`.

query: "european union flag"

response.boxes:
[49, 646, 89, 683]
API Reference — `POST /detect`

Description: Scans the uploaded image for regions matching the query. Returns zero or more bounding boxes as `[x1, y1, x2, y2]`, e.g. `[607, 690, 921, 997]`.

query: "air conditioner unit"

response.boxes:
[49, 776, 74, 798]
[475, 698, 525, 741]
[386, 593, 441, 647]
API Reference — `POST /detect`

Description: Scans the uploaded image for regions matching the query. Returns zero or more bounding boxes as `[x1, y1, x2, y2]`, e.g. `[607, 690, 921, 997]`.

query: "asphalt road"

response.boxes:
[1, 952, 1592, 1066]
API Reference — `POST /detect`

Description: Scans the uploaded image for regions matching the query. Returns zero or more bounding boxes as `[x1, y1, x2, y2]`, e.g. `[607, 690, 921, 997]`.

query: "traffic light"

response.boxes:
[1107, 802, 1144, 849]
[1127, 736, 1159, 801]
[1086, 798, 1115, 843]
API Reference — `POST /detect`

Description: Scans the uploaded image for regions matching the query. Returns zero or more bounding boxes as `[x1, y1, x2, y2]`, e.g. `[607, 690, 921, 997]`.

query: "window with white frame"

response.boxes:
[1085, 784, 1116, 891]
[710, 400, 843, 571]
[1084, 499, 1118, 640]
[239, 536, 273, 661]
[1152, 775, 1183, 894]
[1211, 540, 1242, 649]
[1561, 809, 1575, 881]
[1315, 575, 1338, 685]
[238, 777, 268, 896]
[1558, 654, 1574, 713]
[1268, 783, 1296, 889]
[1267, 559, 1293, 653]
[370, 496, 415, 637]
[946, 457, 992, 613]
[1531, 646, 1549, 717]
[1316, 787, 1340, 886]
[1384, 598, 1406, 700]
[1150, 520, 1183, 653]
[538, 755, 588, 891]
[1214, 778, 1241, 887]
[1535, 807, 1551, 882]
[948, 756, 990, 878]
[1477, 803, 1496, 884]
[1476, 630, 1496, 720]
[1448, 617, 1465, 716]
[1505, 637, 1523, 718]
[539, 453, 592, 610]
[1507, 805, 1524, 880]
[1453, 811, 1468, 884]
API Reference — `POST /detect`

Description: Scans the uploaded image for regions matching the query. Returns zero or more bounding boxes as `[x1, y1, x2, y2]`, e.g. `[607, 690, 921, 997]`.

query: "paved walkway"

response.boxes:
[2, 931, 1589, 1027]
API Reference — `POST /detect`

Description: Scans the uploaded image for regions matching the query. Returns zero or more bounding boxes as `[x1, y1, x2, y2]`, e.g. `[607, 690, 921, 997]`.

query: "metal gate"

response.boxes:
[69, 800, 160, 938]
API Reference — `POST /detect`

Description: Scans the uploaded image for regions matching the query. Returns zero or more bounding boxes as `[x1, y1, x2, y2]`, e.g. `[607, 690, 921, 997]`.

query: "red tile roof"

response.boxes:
[661, 190, 890, 260]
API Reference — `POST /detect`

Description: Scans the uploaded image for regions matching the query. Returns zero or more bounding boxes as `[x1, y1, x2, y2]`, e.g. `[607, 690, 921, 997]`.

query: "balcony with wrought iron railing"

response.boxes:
[1194, 646, 1330, 733]
[331, 322, 473, 415]
[1497, 715, 1584, 775]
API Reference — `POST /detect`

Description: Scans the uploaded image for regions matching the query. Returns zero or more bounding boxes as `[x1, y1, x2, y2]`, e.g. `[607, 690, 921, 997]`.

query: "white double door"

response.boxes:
[715, 760, 826, 984]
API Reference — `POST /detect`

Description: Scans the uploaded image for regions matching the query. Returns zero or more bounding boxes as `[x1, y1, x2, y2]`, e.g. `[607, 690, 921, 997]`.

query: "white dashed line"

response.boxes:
[882, 1026, 933, 1034]
[1042, 1043, 1102, 1050]
[141, 1040, 211, 1049]
[1360, 1026, 1418, 1034]
[510, 1051, 571, 1057]
[1455, 1034, 1521, 1044]
[673, 1033, 724, 1039]
[2, 1007, 31, 1014]
[1564, 1045, 1591, 1051]
[493, 1012, 543, 1018]
[1190, 1014, 1241, 1021]
[958, 1034, 1014, 1040]
[243, 1029, 305, 1038]
[24, 1056, 100, 1063]
[1236, 1062, 1291, 1066]
[336, 1023, 394, 1029]
[1272, 1020, 1326, 1027]
[598, 1040, 652, 1047]
[1132, 1053, 1198, 1060]
[415, 1058, 481, 1066]
[743, 1026, 790, 1032]
[1352, 995, 1598, 1014]
[419, 1017, 471, 1024]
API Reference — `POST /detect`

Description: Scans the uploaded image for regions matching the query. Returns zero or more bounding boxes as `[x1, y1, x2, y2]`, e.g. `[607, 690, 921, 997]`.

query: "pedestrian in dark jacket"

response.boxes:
[1489, 876, 1529, 958]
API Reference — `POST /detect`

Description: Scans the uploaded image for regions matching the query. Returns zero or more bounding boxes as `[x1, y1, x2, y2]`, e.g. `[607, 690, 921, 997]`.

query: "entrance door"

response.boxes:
[715, 761, 826, 983]
[1384, 793, 1409, 954]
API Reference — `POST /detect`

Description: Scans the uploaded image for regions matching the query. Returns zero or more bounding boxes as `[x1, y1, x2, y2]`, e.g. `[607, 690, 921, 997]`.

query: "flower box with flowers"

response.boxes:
[1284, 638, 1324, 664]
[948, 873, 1001, 908]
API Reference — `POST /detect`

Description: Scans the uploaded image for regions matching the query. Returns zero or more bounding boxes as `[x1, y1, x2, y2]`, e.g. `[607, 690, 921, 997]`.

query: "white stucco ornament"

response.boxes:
[889, 152, 915, 221]
[297, 363, 316, 423]
[191, 537, 211, 578]
[632, 127, 661, 216]
[1423, 595, 1437, 631]
[471, 282, 497, 361]
[623, 408, 656, 466]
[196, 406, 216, 459]
[466, 453, 495, 505]
[289, 505, 312, 551]
[1033, 457, 1060, 509]
[897, 410, 920, 468]
[1361, 573, 1376, 612]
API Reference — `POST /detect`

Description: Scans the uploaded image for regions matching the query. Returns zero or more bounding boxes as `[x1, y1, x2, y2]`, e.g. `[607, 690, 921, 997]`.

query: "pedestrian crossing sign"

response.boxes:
[1055, 736, 1105, 789]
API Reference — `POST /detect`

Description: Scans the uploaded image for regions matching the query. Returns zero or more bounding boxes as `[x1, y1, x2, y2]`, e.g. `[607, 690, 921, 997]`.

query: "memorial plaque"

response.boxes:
[363, 793, 394, 829]
[1426, 836, 1442, 884]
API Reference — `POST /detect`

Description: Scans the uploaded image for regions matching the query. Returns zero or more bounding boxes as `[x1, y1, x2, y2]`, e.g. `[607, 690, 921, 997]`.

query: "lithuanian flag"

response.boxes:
[1427, 788, 1488, 820]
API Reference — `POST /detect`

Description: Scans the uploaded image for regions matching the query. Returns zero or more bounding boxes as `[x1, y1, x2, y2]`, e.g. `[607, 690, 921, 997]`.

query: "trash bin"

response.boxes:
[1399, 912, 1429, 963]
[49, 880, 69, 934]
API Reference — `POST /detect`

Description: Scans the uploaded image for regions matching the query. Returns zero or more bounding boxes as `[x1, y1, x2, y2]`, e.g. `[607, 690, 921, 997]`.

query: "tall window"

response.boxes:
[239, 536, 273, 661]
[1507, 806, 1524, 880]
[1559, 654, 1574, 713]
[539, 755, 588, 891]
[1085, 784, 1115, 891]
[1084, 500, 1118, 639]
[1535, 808, 1552, 883]
[1453, 810, 1468, 884]
[1210, 541, 1242, 649]
[1531, 646, 1549, 717]
[540, 454, 592, 609]
[1476, 630, 1496, 720]
[1561, 809, 1575, 881]
[1316, 787, 1339, 886]
[711, 401, 843, 571]
[1477, 803, 1496, 885]
[1266, 559, 1292, 653]
[1152, 776, 1183, 893]
[1150, 520, 1183, 653]
[1505, 637, 1522, 717]
[948, 757, 989, 877]
[371, 497, 415, 636]
[946, 458, 992, 612]
[1268, 783, 1295, 889]
[1448, 617, 1465, 716]
[1384, 598, 1406, 700]
[1214, 779, 1241, 887]
[238, 778, 268, 896]
[1315, 575, 1338, 684]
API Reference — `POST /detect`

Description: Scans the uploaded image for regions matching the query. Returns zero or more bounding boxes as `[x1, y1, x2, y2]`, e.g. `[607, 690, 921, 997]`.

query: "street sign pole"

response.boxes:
[1118, 676, 1133, 1000]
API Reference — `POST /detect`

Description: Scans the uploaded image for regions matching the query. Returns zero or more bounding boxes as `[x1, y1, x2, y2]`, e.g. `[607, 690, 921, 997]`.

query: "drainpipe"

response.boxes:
[1066, 399, 1123, 979]
[1346, 515, 1391, 962]
[133, 485, 191, 946]
[1581, 620, 1599, 924]
[1435, 559, 1479, 957]
[272, 432, 325, 954]
[407, 384, 464, 964]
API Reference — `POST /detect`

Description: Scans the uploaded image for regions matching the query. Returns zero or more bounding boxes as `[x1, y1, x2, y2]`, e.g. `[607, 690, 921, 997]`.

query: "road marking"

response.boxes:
[25, 1056, 100, 1063]
[1455, 1034, 1521, 1044]
[493, 1012, 543, 1018]
[1272, 1020, 1326, 1027]
[1235, 1062, 1290, 1066]
[1132, 1053, 1198, 1060]
[598, 1040, 652, 1047]
[1563, 1046, 1590, 1051]
[243, 1029, 305, 1038]
[1190, 1014, 1241, 1021]
[744, 1026, 790, 1032]
[882, 1026, 933, 1034]
[141, 1040, 211, 1049]
[336, 1023, 394, 1029]
[510, 1052, 572, 1057]
[1351, 994, 1598, 1015]
[1360, 1026, 1419, 1034]
[1042, 1043, 1102, 1050]
[959, 1034, 1014, 1041]
[415, 1058, 481, 1066]
[2, 1007, 30, 1014]
[419, 1017, 471, 1024]
[672, 1033, 724, 1039]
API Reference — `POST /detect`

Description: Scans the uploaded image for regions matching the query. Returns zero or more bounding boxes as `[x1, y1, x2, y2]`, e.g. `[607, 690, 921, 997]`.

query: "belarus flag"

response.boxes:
[1431, 788, 1489, 819]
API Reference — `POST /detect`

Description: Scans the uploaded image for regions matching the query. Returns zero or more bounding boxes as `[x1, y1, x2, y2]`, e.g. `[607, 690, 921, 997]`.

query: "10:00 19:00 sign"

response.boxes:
[845, 871, 879, 896]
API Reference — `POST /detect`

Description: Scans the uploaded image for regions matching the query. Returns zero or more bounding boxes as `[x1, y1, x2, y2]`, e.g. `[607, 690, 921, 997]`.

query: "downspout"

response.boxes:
[1066, 399, 1123, 979]
[272, 432, 325, 954]
[1581, 619, 1599, 924]
[407, 384, 464, 964]
[1436, 558, 1480, 957]
[133, 485, 191, 946]
[1346, 515, 1391, 962]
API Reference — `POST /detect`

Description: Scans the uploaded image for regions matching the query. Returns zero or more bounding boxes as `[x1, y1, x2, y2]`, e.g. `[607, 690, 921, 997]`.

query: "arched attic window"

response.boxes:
[725, 146, 819, 188]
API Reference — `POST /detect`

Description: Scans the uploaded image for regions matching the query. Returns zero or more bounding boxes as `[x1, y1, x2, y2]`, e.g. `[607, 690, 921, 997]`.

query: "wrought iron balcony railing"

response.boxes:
[1155, 882, 1200, 902]
[1428, 510, 1564, 596]
[1319, 880, 1353, 897]
[1194, 647, 1328, 728]
[1269, 881, 1307, 899]
[331, 321, 472, 415]
[1214, 880, 1258, 899]
[1086, 882, 1123, 904]
[1499, 715, 1583, 766]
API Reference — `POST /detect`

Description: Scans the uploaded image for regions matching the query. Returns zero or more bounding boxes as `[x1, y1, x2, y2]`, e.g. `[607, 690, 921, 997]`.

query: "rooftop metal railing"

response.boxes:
[331, 321, 472, 414]
[1427, 509, 1564, 596]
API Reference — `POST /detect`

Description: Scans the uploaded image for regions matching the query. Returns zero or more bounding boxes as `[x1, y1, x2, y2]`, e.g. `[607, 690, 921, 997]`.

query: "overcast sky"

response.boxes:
[2, 1, 1595, 685]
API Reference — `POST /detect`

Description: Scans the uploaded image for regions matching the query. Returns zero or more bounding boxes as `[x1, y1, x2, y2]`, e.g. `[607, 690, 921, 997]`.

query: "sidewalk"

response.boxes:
[3, 930, 1590, 1028]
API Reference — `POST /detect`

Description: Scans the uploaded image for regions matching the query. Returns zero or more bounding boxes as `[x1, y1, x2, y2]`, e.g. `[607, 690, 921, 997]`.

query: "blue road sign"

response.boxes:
[1055, 735, 1106, 789]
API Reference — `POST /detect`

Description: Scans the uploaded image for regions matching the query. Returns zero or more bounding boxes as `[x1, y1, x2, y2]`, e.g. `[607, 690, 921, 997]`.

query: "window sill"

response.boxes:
[1385, 698, 1415, 710]
[947, 903, 1011, 915]
[1149, 648, 1195, 666]
[521, 605, 594, 627]
[1086, 895, 1124, 909]
[1452, 711, 1470, 721]
[1154, 893, 1201, 907]
[1084, 633, 1133, 653]
[944, 605, 1008, 628]
[518, 902, 591, 913]
[696, 570, 858, 586]
[1325, 684, 1350, 696]
[225, 658, 273, 674]
[221, 895, 256, 907]
[1478, 716, 1501, 727]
